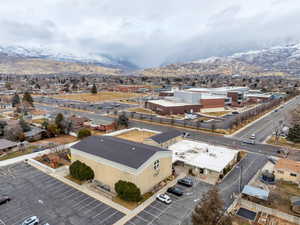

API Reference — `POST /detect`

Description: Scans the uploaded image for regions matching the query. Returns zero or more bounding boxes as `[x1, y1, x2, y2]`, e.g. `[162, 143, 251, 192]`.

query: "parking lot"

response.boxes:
[0, 163, 124, 225]
[125, 177, 212, 225]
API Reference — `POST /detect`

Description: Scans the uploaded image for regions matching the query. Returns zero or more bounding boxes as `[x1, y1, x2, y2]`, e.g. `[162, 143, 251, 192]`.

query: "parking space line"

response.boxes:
[100, 211, 119, 224]
[92, 206, 111, 219]
[75, 198, 97, 210]
[136, 215, 150, 223]
[72, 196, 91, 208]
[61, 190, 81, 200]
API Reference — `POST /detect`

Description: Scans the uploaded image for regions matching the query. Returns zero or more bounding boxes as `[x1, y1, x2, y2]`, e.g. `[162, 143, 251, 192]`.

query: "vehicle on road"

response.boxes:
[277, 149, 289, 158]
[167, 186, 184, 196]
[250, 134, 256, 140]
[232, 111, 239, 115]
[0, 196, 11, 205]
[21, 216, 39, 225]
[242, 139, 255, 145]
[178, 177, 194, 187]
[156, 194, 172, 204]
[274, 109, 278, 112]
[182, 132, 190, 137]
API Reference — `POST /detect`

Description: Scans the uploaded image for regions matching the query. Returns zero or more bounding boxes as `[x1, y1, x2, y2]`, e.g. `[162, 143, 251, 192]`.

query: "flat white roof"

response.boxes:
[148, 99, 193, 107]
[200, 93, 226, 99]
[187, 87, 248, 92]
[169, 140, 238, 172]
[246, 93, 272, 98]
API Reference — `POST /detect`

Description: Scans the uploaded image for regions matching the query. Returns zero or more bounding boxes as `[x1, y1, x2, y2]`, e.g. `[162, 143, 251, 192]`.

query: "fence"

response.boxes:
[119, 98, 284, 131]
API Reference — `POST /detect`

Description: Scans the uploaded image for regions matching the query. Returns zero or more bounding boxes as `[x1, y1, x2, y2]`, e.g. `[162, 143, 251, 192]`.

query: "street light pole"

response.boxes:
[239, 164, 243, 193]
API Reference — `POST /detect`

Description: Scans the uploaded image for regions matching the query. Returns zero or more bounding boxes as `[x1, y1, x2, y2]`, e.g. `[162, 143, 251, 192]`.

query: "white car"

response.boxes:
[156, 194, 172, 204]
[250, 133, 256, 139]
[21, 216, 39, 225]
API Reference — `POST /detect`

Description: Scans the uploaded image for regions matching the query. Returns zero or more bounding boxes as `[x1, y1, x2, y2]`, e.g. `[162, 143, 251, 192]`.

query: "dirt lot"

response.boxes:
[54, 92, 144, 102]
[127, 107, 154, 114]
[115, 129, 156, 143]
[267, 136, 300, 150]
[32, 135, 77, 145]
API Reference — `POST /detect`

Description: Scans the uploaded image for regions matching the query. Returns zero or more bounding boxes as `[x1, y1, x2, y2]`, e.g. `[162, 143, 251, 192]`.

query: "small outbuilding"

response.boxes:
[242, 185, 269, 201]
[0, 139, 18, 154]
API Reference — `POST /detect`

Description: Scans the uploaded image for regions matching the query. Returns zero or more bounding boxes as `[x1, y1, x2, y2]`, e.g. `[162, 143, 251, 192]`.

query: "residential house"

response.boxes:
[274, 159, 300, 184]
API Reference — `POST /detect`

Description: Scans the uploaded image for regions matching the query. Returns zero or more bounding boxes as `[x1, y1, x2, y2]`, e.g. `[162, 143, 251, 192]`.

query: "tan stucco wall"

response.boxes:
[71, 153, 172, 194]
[274, 169, 300, 184]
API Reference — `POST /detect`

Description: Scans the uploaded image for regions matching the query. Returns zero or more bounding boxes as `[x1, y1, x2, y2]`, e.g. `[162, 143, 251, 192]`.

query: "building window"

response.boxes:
[290, 173, 297, 177]
[154, 160, 160, 170]
[277, 170, 284, 174]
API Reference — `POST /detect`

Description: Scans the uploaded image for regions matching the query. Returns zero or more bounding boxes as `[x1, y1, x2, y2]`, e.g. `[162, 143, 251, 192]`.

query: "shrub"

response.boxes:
[77, 128, 92, 139]
[115, 180, 142, 202]
[69, 160, 94, 181]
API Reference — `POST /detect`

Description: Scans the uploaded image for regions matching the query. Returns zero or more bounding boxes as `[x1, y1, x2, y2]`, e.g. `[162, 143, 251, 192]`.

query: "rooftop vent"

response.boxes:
[132, 147, 136, 150]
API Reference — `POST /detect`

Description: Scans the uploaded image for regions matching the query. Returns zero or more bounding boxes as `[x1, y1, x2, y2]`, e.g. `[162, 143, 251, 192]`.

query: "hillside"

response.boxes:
[139, 43, 300, 77]
[0, 55, 122, 75]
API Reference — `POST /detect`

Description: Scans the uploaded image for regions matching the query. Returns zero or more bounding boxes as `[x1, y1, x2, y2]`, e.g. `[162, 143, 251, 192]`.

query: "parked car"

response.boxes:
[21, 216, 39, 225]
[0, 196, 11, 205]
[167, 186, 184, 196]
[178, 177, 193, 187]
[232, 111, 239, 115]
[156, 194, 172, 204]
[242, 139, 255, 145]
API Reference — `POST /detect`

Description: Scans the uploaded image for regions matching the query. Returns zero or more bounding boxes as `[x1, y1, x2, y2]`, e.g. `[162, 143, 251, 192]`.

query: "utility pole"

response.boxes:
[239, 164, 243, 193]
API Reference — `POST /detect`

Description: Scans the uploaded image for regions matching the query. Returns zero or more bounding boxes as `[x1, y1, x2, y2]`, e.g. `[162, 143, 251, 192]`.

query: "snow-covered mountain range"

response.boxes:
[141, 43, 300, 77]
[0, 45, 137, 70]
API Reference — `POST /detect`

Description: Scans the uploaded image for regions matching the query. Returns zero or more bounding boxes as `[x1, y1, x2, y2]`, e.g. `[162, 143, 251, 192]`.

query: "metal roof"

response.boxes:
[149, 130, 182, 144]
[71, 136, 170, 169]
[242, 185, 269, 200]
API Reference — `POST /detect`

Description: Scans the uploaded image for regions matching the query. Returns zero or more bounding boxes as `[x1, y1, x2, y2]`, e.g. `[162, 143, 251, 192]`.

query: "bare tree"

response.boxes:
[192, 186, 232, 225]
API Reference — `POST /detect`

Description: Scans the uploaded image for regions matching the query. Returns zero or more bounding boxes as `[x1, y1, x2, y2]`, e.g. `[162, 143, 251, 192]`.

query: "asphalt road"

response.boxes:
[233, 96, 300, 142]
[125, 152, 267, 225]
[35, 103, 300, 160]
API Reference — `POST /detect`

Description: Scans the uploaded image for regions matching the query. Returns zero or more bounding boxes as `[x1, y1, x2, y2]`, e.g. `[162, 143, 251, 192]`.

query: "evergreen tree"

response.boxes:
[19, 119, 31, 132]
[117, 114, 129, 128]
[77, 128, 92, 139]
[192, 186, 232, 225]
[11, 94, 21, 107]
[287, 124, 300, 143]
[22, 92, 34, 106]
[91, 83, 97, 94]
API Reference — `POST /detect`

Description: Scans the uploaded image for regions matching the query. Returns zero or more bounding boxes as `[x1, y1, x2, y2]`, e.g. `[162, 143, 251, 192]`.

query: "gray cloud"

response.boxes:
[0, 0, 300, 67]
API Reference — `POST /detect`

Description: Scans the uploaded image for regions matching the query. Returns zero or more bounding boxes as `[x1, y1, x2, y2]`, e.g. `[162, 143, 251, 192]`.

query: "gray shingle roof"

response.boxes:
[71, 136, 169, 169]
[149, 130, 182, 144]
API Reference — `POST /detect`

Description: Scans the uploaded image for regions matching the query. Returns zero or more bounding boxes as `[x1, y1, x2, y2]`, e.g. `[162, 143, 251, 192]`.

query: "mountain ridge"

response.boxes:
[140, 43, 300, 77]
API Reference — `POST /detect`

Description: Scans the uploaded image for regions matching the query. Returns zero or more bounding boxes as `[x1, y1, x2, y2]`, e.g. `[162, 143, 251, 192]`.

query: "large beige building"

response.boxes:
[71, 136, 172, 194]
[274, 159, 300, 184]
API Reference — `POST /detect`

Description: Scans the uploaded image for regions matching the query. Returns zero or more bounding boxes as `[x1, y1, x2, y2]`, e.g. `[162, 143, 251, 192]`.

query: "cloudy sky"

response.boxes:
[1, 0, 300, 68]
